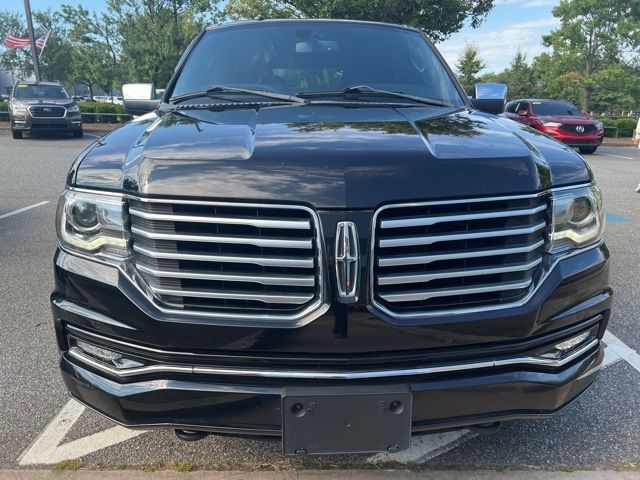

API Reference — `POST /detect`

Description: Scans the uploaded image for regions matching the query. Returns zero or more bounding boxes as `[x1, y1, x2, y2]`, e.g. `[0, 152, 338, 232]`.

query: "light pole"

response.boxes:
[23, 0, 41, 82]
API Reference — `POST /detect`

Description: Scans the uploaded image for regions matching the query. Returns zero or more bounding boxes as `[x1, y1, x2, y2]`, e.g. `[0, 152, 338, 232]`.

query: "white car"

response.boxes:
[634, 117, 640, 148]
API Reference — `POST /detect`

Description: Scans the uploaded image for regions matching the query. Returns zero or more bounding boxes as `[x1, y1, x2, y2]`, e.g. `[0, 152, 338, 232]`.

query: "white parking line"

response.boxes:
[599, 153, 635, 160]
[83, 133, 102, 139]
[0, 201, 49, 220]
[18, 399, 145, 465]
[368, 429, 476, 464]
[603, 330, 640, 373]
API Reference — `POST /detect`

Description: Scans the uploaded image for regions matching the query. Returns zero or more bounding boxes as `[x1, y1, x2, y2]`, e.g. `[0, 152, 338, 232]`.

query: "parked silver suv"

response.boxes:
[9, 81, 82, 139]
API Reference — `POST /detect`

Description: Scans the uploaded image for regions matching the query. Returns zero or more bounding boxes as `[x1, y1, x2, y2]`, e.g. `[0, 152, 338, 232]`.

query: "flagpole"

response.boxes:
[23, 0, 41, 82]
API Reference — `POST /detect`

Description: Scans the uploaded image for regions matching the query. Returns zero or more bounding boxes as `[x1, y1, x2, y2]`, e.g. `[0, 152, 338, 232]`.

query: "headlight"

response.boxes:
[11, 103, 27, 113]
[543, 122, 562, 127]
[548, 185, 604, 252]
[56, 189, 130, 262]
[595, 121, 603, 129]
[67, 104, 80, 113]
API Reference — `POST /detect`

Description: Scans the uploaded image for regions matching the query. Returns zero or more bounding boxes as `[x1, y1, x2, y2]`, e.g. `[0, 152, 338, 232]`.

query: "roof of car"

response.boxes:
[511, 99, 574, 103]
[14, 80, 62, 86]
[206, 18, 419, 33]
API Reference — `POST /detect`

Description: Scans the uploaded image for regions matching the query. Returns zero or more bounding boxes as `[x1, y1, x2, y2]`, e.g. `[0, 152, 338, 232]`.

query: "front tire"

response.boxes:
[72, 129, 83, 138]
[579, 146, 598, 154]
[11, 129, 23, 139]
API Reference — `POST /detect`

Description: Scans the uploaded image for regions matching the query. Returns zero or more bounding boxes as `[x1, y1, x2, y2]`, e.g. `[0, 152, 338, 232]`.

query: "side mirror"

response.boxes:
[517, 109, 529, 116]
[122, 83, 160, 116]
[470, 83, 507, 115]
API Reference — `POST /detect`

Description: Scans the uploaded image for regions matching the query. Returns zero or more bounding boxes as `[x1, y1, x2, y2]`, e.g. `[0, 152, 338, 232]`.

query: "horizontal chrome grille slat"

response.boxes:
[151, 286, 314, 305]
[133, 245, 314, 268]
[379, 221, 546, 248]
[380, 204, 547, 229]
[372, 194, 549, 316]
[378, 239, 545, 267]
[131, 226, 312, 249]
[377, 258, 542, 286]
[137, 264, 315, 287]
[128, 199, 323, 321]
[129, 208, 311, 230]
[378, 279, 533, 303]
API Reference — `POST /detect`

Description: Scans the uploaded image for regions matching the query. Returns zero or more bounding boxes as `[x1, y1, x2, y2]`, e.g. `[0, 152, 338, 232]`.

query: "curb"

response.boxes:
[1, 471, 639, 480]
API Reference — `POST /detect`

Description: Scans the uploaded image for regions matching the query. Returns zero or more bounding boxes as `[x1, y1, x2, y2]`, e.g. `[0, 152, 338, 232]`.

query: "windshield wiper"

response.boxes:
[297, 85, 453, 107]
[170, 85, 307, 104]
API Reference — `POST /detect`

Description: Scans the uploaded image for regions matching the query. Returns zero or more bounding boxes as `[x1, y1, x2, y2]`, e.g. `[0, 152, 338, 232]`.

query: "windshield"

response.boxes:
[13, 83, 69, 100]
[171, 22, 464, 106]
[531, 101, 581, 116]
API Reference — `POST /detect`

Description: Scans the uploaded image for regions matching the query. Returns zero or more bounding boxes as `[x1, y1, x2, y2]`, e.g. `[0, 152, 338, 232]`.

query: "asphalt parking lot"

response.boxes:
[1, 132, 639, 471]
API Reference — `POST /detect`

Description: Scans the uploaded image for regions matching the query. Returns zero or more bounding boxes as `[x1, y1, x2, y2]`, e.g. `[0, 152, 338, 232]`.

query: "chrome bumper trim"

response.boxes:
[66, 324, 599, 380]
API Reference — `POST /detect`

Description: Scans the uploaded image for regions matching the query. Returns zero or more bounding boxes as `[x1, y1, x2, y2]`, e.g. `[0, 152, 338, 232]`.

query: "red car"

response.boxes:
[504, 99, 604, 154]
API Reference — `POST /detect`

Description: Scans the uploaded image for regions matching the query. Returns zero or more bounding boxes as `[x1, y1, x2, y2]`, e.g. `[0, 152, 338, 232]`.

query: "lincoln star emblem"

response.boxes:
[335, 221, 359, 302]
[576, 125, 585, 133]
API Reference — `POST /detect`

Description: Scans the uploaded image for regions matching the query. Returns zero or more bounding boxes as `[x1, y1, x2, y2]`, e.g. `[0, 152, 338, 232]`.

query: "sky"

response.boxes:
[24, 0, 561, 73]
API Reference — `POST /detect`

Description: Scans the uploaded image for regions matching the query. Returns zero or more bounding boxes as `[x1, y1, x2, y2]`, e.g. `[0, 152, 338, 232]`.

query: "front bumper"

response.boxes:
[542, 130, 604, 148]
[11, 112, 82, 132]
[61, 339, 604, 436]
[51, 240, 611, 441]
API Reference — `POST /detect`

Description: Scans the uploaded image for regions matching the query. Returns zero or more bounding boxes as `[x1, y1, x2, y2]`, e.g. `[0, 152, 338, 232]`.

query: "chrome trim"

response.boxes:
[370, 184, 602, 320]
[378, 258, 542, 285]
[378, 240, 545, 267]
[131, 226, 312, 249]
[66, 333, 599, 380]
[133, 245, 314, 268]
[334, 220, 359, 301]
[379, 279, 532, 303]
[137, 264, 315, 287]
[57, 249, 331, 327]
[60, 190, 329, 327]
[128, 207, 311, 230]
[150, 286, 315, 305]
[380, 204, 546, 229]
[28, 104, 67, 118]
[379, 221, 546, 248]
[53, 299, 135, 330]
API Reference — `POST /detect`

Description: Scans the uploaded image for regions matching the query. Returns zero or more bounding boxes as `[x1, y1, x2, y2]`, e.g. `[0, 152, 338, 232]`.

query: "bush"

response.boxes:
[0, 101, 7, 121]
[79, 102, 97, 123]
[615, 118, 637, 137]
[95, 102, 118, 123]
[599, 117, 637, 137]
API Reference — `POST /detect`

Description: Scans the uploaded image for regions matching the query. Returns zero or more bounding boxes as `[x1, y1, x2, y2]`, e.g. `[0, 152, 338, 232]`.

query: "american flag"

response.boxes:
[2, 32, 48, 50]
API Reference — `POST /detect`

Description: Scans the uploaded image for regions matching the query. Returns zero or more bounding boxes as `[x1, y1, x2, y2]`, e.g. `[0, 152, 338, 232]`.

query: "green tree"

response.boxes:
[503, 50, 536, 100]
[542, 0, 640, 111]
[0, 10, 33, 82]
[455, 43, 485, 95]
[224, 0, 497, 42]
[33, 9, 73, 85]
[106, 0, 221, 87]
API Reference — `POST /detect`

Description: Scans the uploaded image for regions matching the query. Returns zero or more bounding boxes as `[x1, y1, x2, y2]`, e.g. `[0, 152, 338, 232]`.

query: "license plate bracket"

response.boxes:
[282, 385, 411, 455]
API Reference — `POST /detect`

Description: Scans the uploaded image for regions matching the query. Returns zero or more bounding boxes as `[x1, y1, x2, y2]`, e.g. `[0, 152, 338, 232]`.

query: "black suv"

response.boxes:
[52, 20, 610, 455]
[9, 80, 83, 139]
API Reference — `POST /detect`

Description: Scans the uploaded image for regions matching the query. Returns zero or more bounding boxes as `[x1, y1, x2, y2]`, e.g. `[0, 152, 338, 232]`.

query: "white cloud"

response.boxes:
[437, 17, 561, 72]
[503, 0, 559, 8]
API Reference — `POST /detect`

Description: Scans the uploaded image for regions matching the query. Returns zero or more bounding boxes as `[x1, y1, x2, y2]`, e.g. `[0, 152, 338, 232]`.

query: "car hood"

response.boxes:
[13, 98, 74, 106]
[537, 114, 598, 125]
[72, 105, 591, 209]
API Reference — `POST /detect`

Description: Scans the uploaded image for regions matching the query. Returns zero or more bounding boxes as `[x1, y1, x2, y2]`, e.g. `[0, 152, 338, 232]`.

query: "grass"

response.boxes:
[115, 463, 127, 470]
[52, 459, 84, 471]
[174, 460, 194, 472]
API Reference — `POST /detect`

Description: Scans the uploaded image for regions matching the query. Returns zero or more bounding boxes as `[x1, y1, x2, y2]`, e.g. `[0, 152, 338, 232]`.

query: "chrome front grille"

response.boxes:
[372, 194, 549, 317]
[29, 105, 66, 118]
[128, 198, 325, 321]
